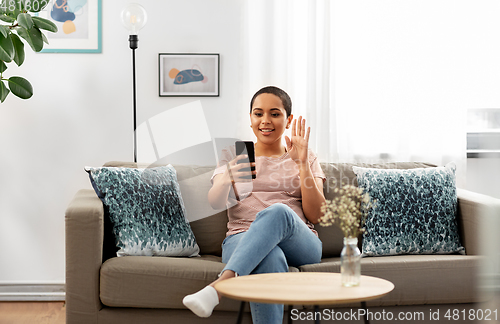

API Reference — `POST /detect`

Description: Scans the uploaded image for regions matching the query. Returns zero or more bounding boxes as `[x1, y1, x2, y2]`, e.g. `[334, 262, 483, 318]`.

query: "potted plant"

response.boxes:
[0, 0, 57, 102]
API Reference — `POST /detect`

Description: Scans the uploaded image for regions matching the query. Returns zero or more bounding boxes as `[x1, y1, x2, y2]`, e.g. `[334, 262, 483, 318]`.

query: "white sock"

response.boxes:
[182, 286, 219, 318]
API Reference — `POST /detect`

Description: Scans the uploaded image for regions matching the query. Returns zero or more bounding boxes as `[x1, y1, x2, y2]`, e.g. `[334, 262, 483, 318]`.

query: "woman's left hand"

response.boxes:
[285, 116, 310, 167]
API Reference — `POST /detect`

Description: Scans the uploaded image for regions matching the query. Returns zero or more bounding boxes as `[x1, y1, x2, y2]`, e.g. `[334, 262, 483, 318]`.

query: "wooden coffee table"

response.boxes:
[214, 272, 394, 324]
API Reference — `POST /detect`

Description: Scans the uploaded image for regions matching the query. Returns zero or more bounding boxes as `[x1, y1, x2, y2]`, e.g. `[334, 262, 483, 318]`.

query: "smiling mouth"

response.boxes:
[259, 128, 274, 135]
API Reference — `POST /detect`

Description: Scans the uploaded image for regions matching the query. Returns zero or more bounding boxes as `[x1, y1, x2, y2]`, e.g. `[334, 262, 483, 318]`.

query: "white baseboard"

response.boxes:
[0, 283, 65, 301]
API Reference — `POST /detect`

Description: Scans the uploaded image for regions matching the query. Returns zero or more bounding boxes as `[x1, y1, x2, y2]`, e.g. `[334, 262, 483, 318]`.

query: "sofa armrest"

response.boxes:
[65, 189, 104, 324]
[457, 188, 500, 256]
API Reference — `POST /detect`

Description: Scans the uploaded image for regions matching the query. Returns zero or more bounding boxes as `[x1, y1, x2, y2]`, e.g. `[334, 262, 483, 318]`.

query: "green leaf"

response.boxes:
[0, 25, 8, 38]
[0, 80, 10, 102]
[0, 32, 13, 62]
[0, 15, 16, 23]
[0, 60, 7, 73]
[3, 1, 21, 19]
[8, 76, 32, 99]
[17, 13, 34, 30]
[16, 26, 43, 52]
[41, 31, 47, 44]
[32, 16, 57, 33]
[10, 33, 24, 66]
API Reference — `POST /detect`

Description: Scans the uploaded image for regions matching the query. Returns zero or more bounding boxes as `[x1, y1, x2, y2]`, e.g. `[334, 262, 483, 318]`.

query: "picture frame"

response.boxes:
[36, 0, 102, 53]
[159, 53, 219, 97]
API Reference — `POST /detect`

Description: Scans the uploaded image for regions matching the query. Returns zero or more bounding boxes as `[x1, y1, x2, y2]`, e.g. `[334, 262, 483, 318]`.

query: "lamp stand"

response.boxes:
[129, 35, 138, 163]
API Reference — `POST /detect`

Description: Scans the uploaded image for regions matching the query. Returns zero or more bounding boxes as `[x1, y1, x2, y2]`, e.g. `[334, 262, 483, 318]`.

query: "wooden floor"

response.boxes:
[0, 302, 65, 324]
[0, 299, 498, 324]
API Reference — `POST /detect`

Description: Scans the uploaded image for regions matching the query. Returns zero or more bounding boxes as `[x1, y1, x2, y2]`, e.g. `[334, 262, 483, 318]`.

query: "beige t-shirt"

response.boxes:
[212, 146, 326, 237]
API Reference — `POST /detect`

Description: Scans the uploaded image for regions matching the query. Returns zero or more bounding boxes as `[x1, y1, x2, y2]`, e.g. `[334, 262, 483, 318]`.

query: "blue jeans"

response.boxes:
[221, 203, 322, 324]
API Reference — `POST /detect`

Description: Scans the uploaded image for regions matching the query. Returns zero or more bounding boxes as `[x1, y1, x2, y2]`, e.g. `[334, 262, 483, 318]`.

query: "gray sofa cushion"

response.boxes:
[100, 254, 481, 309]
[100, 255, 224, 309]
[318, 162, 437, 258]
[103, 162, 228, 256]
[299, 254, 481, 306]
[174, 165, 228, 256]
[189, 214, 228, 256]
[100, 256, 299, 311]
[86, 165, 200, 257]
[353, 164, 465, 256]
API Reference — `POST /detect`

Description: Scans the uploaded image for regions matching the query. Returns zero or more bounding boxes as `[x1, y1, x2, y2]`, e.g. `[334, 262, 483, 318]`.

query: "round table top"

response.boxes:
[214, 272, 394, 305]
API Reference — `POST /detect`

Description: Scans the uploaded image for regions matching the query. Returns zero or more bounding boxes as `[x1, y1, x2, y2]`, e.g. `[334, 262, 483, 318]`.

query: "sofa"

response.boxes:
[66, 161, 495, 324]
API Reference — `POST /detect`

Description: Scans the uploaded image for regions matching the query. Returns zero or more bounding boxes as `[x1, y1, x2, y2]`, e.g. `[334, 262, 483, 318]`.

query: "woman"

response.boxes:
[183, 86, 325, 323]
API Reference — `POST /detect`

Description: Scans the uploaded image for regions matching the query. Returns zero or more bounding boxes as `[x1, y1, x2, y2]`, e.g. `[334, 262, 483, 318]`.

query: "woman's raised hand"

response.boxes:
[285, 116, 310, 166]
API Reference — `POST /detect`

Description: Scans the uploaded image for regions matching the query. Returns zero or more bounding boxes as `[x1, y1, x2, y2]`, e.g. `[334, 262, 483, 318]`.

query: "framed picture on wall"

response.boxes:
[159, 53, 220, 97]
[37, 0, 102, 53]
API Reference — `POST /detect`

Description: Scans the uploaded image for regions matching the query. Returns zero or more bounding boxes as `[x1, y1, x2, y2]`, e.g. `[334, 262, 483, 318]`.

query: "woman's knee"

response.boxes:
[268, 203, 293, 214]
[252, 247, 288, 274]
[257, 203, 295, 222]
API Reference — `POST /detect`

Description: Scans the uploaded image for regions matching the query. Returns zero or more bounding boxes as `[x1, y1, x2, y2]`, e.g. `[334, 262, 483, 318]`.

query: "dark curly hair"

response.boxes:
[250, 86, 292, 117]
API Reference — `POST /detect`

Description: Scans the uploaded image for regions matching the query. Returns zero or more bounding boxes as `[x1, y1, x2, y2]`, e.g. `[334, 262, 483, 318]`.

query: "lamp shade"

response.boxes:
[121, 3, 147, 35]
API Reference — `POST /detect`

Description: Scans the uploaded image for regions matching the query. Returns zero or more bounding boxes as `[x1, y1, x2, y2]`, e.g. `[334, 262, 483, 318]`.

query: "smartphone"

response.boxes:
[235, 141, 256, 179]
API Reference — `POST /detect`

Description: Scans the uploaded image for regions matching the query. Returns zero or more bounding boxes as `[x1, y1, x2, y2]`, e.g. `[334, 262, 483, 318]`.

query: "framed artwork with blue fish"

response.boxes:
[159, 53, 219, 97]
[36, 0, 102, 53]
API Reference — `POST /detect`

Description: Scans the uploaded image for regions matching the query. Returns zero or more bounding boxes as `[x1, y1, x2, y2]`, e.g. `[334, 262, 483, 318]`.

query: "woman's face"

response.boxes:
[250, 93, 292, 145]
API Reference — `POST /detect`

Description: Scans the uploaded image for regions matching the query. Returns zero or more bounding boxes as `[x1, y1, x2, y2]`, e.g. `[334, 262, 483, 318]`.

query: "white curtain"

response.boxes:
[239, 0, 336, 160]
[239, 0, 476, 187]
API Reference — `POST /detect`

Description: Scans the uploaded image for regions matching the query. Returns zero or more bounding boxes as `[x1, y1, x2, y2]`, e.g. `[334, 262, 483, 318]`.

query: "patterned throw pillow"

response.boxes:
[86, 165, 200, 257]
[353, 163, 465, 256]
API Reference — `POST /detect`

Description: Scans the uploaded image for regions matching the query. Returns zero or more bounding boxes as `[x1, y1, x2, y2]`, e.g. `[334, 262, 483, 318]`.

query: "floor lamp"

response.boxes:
[121, 3, 148, 163]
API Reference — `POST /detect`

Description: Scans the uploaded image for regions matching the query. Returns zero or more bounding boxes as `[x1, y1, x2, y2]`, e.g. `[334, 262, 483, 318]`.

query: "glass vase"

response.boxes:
[341, 237, 361, 287]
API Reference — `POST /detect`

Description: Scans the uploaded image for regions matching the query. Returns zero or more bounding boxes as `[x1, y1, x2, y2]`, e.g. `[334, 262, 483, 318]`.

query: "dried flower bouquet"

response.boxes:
[319, 185, 376, 238]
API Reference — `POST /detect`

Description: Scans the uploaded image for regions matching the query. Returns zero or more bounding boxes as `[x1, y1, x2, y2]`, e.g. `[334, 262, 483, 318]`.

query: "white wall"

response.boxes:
[1, 0, 499, 286]
[0, 0, 243, 283]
